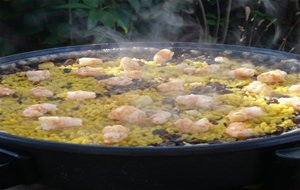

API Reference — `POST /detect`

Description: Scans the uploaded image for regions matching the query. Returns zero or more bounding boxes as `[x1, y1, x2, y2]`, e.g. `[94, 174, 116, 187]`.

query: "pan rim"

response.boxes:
[1, 130, 300, 156]
[1, 42, 299, 64]
[0, 42, 300, 156]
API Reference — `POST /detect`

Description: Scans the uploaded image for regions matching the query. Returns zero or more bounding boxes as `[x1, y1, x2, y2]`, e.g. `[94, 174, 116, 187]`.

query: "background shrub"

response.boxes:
[0, 0, 299, 56]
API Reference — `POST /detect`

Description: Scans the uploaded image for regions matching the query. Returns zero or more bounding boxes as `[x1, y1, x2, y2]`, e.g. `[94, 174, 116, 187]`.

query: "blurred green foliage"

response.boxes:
[0, 0, 142, 55]
[0, 0, 299, 56]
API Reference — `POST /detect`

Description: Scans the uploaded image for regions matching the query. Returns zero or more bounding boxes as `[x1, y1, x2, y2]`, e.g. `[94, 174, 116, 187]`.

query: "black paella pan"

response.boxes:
[1, 42, 300, 190]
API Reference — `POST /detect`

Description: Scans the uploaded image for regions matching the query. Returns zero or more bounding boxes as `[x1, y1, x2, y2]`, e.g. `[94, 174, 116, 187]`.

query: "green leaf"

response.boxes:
[128, 0, 140, 12]
[82, 0, 101, 8]
[118, 2, 132, 16]
[99, 9, 115, 28]
[106, 8, 129, 33]
[87, 9, 116, 30]
[87, 9, 99, 30]
[254, 10, 265, 19]
[54, 3, 90, 9]
[116, 19, 128, 33]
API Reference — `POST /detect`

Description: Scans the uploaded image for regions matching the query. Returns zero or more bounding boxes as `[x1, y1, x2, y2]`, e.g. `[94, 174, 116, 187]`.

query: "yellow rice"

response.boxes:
[0, 56, 299, 146]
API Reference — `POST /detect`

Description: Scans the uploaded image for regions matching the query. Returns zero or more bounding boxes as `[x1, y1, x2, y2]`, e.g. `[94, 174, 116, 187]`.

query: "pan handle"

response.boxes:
[276, 147, 300, 160]
[0, 147, 36, 188]
[271, 147, 300, 190]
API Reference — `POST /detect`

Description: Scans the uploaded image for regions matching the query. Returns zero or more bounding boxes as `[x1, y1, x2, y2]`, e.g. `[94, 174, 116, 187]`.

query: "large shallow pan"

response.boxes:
[1, 42, 300, 190]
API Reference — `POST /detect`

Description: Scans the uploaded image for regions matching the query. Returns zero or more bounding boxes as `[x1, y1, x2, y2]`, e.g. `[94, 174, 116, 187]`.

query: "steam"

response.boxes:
[88, 27, 129, 43]
[0, 0, 299, 56]
[87, 0, 298, 50]
[89, 1, 194, 43]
